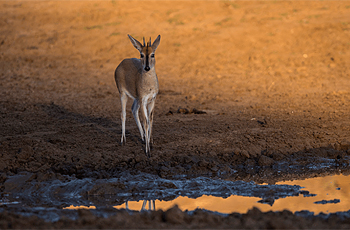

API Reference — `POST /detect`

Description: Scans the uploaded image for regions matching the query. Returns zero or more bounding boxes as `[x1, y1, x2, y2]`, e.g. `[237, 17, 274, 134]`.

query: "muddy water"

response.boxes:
[1, 172, 349, 222]
[1, 172, 305, 209]
[107, 174, 349, 215]
[274, 174, 350, 214]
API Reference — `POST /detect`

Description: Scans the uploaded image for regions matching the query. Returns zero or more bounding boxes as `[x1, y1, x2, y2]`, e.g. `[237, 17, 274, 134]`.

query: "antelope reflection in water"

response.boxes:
[125, 200, 156, 211]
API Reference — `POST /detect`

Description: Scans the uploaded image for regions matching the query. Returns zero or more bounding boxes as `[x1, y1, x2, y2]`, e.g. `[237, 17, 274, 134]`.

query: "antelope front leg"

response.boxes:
[131, 99, 144, 141]
[141, 100, 150, 156]
[147, 99, 156, 146]
[120, 93, 128, 144]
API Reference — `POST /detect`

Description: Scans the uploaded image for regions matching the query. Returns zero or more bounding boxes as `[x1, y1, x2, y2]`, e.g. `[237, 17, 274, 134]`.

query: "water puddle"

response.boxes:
[110, 174, 350, 215]
[64, 174, 349, 215]
[1, 173, 349, 221]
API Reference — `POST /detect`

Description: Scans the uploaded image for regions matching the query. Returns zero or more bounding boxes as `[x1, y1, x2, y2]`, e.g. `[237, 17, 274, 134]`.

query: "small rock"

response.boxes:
[241, 150, 250, 158]
[245, 159, 256, 166]
[166, 111, 173, 116]
[159, 166, 170, 177]
[27, 46, 38, 50]
[160, 166, 169, 172]
[198, 160, 208, 167]
[258, 155, 275, 166]
[247, 207, 262, 216]
[272, 152, 285, 161]
[177, 108, 189, 114]
[257, 119, 267, 127]
[176, 107, 206, 114]
[223, 148, 233, 154]
[339, 139, 350, 151]
[162, 205, 184, 224]
[191, 108, 206, 114]
[0, 173, 7, 183]
[211, 166, 218, 172]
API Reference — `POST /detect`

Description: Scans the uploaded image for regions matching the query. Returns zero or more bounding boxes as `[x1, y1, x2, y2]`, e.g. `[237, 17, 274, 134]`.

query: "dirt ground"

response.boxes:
[1, 0, 350, 228]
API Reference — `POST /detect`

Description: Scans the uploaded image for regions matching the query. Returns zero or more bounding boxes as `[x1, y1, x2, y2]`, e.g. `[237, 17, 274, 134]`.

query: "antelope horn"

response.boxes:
[143, 37, 145, 46]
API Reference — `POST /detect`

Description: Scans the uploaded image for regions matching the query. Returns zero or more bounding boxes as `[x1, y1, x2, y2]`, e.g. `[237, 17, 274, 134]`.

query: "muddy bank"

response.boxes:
[1, 101, 349, 185]
[1, 206, 350, 229]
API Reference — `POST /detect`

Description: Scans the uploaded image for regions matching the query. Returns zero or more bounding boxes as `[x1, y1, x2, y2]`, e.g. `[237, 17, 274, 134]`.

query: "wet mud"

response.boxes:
[1, 0, 350, 228]
[1, 172, 307, 208]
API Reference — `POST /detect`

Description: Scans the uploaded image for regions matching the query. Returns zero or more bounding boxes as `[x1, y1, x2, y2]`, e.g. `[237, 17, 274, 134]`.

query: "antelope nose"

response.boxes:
[145, 66, 150, 71]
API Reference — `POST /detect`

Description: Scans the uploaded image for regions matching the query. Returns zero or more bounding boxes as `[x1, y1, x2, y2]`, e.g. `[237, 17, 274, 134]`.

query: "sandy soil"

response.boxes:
[1, 0, 350, 228]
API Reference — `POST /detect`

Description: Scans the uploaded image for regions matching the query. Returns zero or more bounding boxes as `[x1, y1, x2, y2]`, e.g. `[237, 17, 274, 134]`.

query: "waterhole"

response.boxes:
[1, 173, 349, 221]
[111, 174, 349, 215]
[62, 174, 350, 215]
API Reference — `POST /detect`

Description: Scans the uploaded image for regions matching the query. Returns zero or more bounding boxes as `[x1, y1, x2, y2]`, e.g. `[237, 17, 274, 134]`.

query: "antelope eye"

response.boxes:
[140, 54, 144, 58]
[151, 54, 155, 58]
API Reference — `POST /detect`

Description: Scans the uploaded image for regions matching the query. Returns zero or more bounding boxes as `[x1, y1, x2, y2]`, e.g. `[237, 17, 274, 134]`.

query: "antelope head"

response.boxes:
[128, 34, 161, 72]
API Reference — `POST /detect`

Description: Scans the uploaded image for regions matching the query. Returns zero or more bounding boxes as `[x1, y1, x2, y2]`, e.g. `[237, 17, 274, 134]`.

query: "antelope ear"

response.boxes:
[151, 35, 161, 52]
[128, 34, 143, 52]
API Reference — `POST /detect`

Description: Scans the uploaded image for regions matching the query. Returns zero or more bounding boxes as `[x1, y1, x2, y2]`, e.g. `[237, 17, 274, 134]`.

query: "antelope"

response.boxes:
[115, 34, 161, 157]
